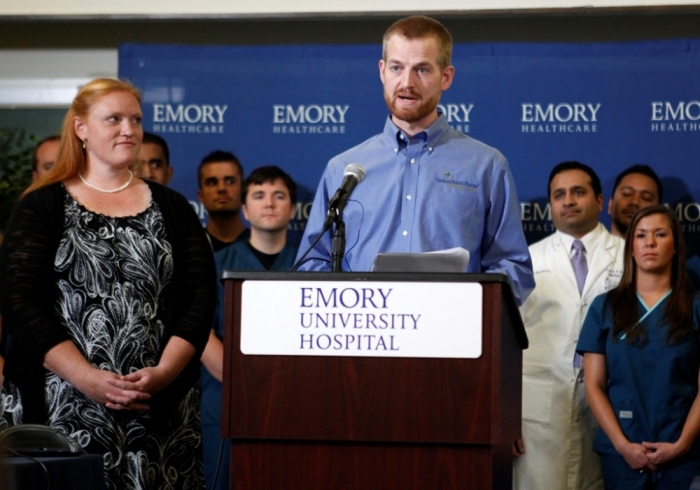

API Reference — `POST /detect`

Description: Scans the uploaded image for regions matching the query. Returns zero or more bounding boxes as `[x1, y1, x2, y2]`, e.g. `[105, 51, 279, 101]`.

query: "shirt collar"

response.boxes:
[556, 222, 604, 254]
[382, 112, 450, 149]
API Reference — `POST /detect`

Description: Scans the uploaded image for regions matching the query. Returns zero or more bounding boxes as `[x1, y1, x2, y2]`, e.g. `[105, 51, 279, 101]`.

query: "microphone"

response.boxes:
[323, 163, 365, 231]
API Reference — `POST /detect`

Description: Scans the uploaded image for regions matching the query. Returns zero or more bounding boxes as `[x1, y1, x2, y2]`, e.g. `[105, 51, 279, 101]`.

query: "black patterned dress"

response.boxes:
[1, 191, 205, 490]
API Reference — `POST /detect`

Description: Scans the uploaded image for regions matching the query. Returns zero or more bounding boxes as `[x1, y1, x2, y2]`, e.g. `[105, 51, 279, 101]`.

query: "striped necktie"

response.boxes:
[572, 240, 587, 369]
[571, 240, 588, 296]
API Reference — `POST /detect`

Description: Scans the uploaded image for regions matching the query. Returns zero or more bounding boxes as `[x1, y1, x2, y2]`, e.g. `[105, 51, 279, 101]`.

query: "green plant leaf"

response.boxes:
[0, 128, 36, 232]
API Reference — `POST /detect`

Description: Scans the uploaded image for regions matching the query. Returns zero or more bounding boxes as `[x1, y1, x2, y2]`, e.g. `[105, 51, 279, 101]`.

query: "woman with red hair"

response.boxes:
[1, 78, 216, 489]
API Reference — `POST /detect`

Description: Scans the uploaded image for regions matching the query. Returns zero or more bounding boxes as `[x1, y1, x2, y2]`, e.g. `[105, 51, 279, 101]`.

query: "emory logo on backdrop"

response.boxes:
[520, 200, 700, 241]
[273, 104, 348, 135]
[437, 103, 473, 133]
[290, 201, 313, 231]
[650, 101, 700, 132]
[520, 202, 555, 234]
[521, 103, 601, 133]
[676, 202, 700, 234]
[151, 104, 228, 134]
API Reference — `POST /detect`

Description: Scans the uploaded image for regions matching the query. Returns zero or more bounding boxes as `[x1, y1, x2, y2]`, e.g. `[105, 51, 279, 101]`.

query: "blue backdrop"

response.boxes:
[118, 40, 700, 252]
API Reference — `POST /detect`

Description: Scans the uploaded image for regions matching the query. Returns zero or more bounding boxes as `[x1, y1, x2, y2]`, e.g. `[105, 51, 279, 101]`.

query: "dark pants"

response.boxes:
[202, 424, 231, 490]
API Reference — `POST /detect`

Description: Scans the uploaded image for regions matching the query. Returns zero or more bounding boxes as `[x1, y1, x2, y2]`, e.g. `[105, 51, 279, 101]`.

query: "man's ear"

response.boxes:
[441, 65, 455, 91]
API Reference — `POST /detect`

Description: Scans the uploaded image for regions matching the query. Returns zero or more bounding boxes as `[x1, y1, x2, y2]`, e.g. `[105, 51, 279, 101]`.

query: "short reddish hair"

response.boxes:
[382, 15, 453, 70]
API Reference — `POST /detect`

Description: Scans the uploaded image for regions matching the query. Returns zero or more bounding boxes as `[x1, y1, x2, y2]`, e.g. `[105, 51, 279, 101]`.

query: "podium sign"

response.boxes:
[221, 272, 526, 490]
[240, 280, 483, 358]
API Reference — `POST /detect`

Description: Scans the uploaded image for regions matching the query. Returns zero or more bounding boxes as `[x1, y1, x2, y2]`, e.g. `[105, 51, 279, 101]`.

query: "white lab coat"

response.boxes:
[514, 224, 624, 490]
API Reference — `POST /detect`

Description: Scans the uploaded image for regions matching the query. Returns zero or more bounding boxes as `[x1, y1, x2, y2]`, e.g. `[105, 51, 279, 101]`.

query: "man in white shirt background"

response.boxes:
[514, 161, 625, 490]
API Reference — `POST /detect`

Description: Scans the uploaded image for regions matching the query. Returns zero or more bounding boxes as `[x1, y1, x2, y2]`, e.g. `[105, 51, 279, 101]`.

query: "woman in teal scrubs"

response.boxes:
[577, 205, 700, 489]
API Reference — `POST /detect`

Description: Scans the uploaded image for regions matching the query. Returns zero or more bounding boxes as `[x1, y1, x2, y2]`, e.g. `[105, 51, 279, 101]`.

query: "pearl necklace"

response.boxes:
[78, 170, 134, 194]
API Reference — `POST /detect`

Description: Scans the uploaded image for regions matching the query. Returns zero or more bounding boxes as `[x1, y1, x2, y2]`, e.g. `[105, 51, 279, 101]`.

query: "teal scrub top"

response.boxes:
[577, 292, 700, 456]
[200, 240, 298, 426]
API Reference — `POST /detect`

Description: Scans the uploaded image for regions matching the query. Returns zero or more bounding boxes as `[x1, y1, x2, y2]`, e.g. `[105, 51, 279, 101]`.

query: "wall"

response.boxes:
[2, 0, 700, 16]
[2, 11, 700, 105]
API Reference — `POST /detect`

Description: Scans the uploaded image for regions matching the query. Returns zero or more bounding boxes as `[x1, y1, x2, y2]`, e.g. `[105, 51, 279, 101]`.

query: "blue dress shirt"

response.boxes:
[296, 114, 534, 305]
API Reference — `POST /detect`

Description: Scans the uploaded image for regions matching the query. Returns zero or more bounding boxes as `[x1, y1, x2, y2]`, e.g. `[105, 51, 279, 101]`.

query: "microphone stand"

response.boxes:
[330, 210, 346, 272]
[292, 173, 360, 272]
[289, 199, 348, 272]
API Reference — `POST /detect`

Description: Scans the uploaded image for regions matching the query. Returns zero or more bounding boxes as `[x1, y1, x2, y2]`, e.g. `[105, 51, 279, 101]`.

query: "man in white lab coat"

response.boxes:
[514, 161, 624, 490]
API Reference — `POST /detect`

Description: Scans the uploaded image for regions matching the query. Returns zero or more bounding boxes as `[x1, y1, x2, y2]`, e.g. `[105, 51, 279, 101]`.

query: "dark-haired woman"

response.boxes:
[577, 204, 700, 489]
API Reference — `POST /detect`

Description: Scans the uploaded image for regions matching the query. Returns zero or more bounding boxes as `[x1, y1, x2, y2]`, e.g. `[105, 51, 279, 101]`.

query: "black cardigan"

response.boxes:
[0, 181, 217, 422]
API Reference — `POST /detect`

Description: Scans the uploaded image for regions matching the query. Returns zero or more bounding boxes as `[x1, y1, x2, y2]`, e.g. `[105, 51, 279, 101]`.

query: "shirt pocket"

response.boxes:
[423, 185, 482, 242]
[522, 363, 554, 425]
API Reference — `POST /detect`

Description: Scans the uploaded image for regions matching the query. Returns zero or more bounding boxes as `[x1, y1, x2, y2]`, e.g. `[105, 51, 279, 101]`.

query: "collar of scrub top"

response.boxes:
[619, 289, 673, 340]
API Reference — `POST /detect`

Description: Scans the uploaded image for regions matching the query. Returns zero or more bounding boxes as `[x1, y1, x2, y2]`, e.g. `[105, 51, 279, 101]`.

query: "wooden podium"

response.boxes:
[221, 271, 527, 489]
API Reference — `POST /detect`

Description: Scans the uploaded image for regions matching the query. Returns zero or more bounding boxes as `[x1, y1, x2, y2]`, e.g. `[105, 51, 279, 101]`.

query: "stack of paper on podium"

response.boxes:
[371, 247, 470, 272]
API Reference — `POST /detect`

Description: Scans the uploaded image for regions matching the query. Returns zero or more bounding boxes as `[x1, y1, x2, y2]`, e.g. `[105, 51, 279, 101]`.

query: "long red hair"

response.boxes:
[23, 78, 141, 198]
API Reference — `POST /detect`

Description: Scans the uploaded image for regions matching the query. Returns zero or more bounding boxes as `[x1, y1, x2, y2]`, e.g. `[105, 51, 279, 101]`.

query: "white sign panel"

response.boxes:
[240, 281, 482, 358]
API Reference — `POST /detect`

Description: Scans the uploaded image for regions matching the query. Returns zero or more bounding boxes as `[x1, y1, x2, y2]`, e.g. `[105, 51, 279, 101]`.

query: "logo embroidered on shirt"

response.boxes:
[619, 411, 633, 419]
[435, 172, 478, 190]
[604, 268, 624, 291]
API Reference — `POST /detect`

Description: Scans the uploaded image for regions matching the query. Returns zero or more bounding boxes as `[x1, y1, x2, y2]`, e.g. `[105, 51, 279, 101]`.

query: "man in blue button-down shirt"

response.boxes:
[296, 15, 534, 306]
